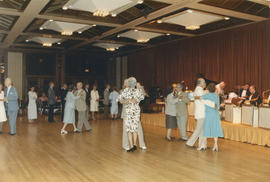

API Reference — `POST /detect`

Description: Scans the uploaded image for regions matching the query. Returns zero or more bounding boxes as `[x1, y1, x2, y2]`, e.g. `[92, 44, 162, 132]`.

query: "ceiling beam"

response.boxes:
[36, 14, 122, 27]
[20, 32, 87, 41]
[0, 7, 122, 28]
[186, 2, 267, 22]
[134, 26, 194, 37]
[19, 32, 148, 47]
[97, 39, 149, 47]
[7, 47, 64, 54]
[70, 0, 201, 49]
[2, 0, 51, 48]
[12, 43, 64, 50]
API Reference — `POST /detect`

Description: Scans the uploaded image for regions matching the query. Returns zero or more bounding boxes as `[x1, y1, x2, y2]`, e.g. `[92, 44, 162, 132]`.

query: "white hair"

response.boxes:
[5, 78, 12, 84]
[128, 77, 137, 88]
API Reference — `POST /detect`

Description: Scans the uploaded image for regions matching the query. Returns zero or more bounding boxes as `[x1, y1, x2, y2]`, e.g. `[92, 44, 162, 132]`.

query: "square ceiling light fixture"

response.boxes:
[63, 0, 144, 17]
[40, 20, 92, 36]
[163, 9, 224, 30]
[118, 30, 163, 43]
[27, 37, 62, 47]
[93, 43, 124, 51]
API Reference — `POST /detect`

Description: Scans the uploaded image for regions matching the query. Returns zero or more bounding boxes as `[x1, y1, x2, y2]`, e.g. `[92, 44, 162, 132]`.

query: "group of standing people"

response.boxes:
[165, 78, 223, 151]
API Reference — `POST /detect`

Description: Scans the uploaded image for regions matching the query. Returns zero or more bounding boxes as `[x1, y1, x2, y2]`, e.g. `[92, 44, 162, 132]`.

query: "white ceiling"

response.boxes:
[29, 37, 62, 44]
[64, 0, 133, 14]
[41, 20, 91, 33]
[119, 30, 163, 42]
[93, 42, 124, 49]
[164, 9, 224, 27]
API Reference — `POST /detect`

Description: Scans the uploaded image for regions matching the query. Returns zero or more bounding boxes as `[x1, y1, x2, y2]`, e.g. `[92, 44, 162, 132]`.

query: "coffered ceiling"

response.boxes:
[0, 0, 269, 54]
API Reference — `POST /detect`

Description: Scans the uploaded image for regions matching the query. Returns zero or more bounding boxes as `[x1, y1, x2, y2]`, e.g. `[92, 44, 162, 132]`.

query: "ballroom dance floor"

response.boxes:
[1, 115, 270, 182]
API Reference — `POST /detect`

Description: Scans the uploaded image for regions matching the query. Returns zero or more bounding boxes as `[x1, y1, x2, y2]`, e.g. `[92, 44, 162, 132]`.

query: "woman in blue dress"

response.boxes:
[61, 84, 80, 134]
[109, 87, 119, 119]
[202, 83, 223, 151]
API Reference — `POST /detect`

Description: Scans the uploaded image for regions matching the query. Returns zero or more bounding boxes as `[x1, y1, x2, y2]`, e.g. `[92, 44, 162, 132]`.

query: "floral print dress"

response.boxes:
[118, 88, 144, 132]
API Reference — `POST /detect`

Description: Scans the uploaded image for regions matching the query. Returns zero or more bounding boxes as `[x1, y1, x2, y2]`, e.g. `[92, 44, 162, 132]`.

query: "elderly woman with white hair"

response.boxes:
[118, 77, 144, 152]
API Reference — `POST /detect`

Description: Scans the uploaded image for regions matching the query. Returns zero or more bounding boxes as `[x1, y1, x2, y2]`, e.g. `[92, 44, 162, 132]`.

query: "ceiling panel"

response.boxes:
[200, 0, 270, 18]
[0, 0, 30, 10]
[0, 15, 18, 31]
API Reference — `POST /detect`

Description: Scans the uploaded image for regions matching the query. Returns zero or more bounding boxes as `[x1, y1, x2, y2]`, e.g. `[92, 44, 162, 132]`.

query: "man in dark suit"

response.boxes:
[103, 84, 110, 119]
[60, 83, 68, 122]
[85, 83, 91, 120]
[48, 82, 56, 122]
[4, 78, 19, 135]
[248, 85, 262, 106]
[239, 84, 250, 102]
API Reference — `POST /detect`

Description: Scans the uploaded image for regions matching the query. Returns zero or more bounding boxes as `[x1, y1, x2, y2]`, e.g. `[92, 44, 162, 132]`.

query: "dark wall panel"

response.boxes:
[127, 20, 270, 93]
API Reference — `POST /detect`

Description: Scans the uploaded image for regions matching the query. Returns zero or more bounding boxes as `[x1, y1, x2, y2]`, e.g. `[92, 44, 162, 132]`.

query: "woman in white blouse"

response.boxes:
[28, 86, 38, 122]
[0, 83, 7, 133]
[90, 85, 99, 120]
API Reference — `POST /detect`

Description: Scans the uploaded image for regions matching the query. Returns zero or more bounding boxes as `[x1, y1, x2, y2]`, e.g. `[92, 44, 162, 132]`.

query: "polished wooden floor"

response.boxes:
[1, 115, 270, 182]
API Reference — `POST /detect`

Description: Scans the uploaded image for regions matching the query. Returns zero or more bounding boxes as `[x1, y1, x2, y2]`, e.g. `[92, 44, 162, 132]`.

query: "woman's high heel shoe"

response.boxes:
[197, 146, 207, 151]
[61, 130, 68, 134]
[212, 145, 218, 152]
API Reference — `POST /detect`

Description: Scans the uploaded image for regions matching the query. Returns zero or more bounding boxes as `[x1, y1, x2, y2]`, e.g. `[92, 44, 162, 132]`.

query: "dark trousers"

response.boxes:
[61, 102, 65, 122]
[104, 105, 109, 119]
[48, 104, 55, 122]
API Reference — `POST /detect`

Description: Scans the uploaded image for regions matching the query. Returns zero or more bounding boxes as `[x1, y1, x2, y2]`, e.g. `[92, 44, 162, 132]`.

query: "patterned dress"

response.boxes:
[118, 88, 144, 132]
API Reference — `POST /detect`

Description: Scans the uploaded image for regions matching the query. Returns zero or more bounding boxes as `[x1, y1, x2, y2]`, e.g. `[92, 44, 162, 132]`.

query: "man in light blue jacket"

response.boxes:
[4, 78, 19, 135]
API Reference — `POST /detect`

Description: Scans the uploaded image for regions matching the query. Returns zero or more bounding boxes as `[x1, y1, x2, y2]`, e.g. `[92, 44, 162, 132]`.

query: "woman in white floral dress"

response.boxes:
[118, 77, 144, 152]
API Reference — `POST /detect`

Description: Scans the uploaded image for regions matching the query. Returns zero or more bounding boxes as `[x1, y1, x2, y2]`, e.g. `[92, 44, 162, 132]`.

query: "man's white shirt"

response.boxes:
[194, 86, 215, 119]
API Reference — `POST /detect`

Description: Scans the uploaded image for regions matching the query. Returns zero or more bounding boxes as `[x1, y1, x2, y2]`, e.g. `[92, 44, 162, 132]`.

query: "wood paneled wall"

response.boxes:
[127, 20, 270, 94]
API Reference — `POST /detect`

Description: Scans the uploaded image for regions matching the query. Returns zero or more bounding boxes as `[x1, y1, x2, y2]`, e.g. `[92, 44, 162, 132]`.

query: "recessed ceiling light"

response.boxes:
[57, 42, 61, 45]
[111, 13, 117, 17]
[61, 31, 73, 36]
[93, 24, 96, 27]
[40, 27, 44, 30]
[93, 10, 109, 17]
[137, 0, 144, 4]
[185, 25, 200, 30]
[62, 6, 68, 10]
[43, 43, 52, 47]
[106, 48, 116, 51]
[117, 35, 121, 38]
[187, 9, 193, 13]
[49, 19, 53, 22]
[137, 39, 149, 43]
[224, 17, 230, 20]
[157, 19, 163, 24]
[78, 31, 82, 34]
[134, 29, 138, 32]
[25, 39, 29, 42]
[166, 33, 170, 36]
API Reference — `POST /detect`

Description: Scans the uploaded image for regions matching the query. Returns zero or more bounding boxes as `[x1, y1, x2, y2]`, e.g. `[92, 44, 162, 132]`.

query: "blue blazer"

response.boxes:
[5, 86, 19, 111]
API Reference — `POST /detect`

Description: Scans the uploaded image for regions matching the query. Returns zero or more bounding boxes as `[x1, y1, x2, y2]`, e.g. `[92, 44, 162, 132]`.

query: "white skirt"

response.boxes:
[90, 100, 99, 112]
[0, 102, 7, 122]
[28, 101, 37, 120]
